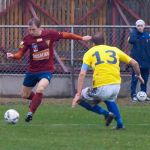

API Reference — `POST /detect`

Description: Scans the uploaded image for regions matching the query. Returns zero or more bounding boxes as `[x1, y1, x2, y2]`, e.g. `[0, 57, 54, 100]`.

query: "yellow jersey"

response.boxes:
[83, 45, 132, 88]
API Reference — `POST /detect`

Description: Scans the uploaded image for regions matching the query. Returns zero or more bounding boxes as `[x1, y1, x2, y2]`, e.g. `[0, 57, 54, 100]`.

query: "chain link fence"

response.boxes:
[0, 25, 150, 75]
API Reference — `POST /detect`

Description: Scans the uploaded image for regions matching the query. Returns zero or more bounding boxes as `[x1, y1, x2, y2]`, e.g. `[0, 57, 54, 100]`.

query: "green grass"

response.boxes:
[0, 99, 150, 150]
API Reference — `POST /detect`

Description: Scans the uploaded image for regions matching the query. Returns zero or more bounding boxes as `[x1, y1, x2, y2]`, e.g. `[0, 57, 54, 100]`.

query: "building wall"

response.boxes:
[0, 0, 107, 25]
[0, 74, 149, 98]
[0, 0, 149, 26]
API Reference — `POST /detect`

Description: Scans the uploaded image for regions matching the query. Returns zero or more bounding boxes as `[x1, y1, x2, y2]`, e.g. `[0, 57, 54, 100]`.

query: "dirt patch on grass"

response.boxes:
[0, 97, 150, 106]
[0, 98, 72, 105]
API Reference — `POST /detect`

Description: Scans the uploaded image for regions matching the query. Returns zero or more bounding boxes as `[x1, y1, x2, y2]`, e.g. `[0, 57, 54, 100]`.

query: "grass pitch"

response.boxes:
[0, 98, 150, 150]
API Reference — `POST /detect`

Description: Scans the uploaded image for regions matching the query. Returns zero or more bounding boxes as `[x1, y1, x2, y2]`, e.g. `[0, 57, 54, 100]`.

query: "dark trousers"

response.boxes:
[131, 68, 149, 98]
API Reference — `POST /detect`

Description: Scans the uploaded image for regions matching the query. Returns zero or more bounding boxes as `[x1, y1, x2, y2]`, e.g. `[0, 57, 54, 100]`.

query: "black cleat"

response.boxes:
[105, 113, 114, 126]
[25, 112, 33, 122]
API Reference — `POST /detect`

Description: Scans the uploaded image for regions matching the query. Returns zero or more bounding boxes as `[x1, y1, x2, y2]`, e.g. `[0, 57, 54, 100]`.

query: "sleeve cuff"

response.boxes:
[81, 63, 89, 71]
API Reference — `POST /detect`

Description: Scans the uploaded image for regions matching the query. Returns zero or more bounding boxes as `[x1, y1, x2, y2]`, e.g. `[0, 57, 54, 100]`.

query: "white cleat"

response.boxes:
[146, 97, 150, 101]
[132, 97, 138, 102]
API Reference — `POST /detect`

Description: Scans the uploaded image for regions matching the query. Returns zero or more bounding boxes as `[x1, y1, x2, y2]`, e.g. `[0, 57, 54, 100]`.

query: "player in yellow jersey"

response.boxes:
[72, 33, 144, 129]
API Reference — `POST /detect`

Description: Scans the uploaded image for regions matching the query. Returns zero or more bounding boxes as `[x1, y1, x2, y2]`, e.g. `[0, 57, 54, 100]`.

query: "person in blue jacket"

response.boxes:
[128, 19, 150, 101]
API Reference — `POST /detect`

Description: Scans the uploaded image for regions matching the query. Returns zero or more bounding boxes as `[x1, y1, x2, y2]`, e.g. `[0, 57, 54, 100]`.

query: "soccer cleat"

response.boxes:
[132, 96, 138, 102]
[146, 97, 150, 101]
[25, 112, 33, 122]
[105, 112, 115, 126]
[113, 125, 125, 130]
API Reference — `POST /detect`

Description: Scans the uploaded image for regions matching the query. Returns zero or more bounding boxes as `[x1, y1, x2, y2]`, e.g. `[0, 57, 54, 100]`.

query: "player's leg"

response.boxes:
[22, 72, 38, 100]
[79, 101, 109, 117]
[25, 75, 51, 122]
[21, 86, 34, 108]
[22, 72, 39, 122]
[25, 72, 52, 122]
[25, 78, 49, 122]
[78, 87, 114, 126]
[102, 84, 124, 129]
[21, 85, 34, 100]
[131, 70, 138, 101]
[79, 101, 114, 126]
[29, 78, 49, 113]
[140, 68, 149, 93]
[104, 100, 124, 129]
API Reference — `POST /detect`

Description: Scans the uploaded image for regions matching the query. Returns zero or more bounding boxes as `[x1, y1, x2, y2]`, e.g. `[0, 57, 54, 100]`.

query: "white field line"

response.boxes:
[1, 123, 150, 127]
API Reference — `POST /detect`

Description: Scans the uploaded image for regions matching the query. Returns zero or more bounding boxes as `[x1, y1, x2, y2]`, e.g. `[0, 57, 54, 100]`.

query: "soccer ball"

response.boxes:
[4, 109, 19, 124]
[136, 91, 147, 102]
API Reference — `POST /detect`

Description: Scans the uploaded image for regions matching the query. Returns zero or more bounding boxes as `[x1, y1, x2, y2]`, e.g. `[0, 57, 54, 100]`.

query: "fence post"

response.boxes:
[70, 26, 76, 96]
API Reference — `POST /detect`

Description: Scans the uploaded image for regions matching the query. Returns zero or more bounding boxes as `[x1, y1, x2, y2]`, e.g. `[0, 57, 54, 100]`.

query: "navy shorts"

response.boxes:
[23, 72, 53, 87]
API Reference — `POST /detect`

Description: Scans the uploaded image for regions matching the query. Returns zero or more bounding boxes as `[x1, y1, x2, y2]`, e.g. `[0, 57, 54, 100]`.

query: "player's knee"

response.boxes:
[79, 100, 93, 111]
[86, 104, 96, 111]
[85, 107, 92, 111]
[21, 92, 30, 99]
[36, 86, 45, 93]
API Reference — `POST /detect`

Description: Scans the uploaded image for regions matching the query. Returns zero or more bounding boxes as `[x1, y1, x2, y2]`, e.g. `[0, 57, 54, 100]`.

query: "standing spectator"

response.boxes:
[128, 19, 150, 101]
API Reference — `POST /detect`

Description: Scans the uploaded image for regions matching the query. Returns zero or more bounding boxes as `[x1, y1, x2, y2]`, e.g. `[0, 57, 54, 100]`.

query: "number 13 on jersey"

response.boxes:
[92, 50, 117, 65]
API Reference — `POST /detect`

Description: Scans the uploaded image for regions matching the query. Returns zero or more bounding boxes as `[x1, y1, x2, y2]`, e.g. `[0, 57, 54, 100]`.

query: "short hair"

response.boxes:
[92, 32, 104, 45]
[28, 18, 41, 28]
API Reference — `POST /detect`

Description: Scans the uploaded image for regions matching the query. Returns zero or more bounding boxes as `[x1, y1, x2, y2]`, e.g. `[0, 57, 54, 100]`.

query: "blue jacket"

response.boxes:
[129, 28, 150, 68]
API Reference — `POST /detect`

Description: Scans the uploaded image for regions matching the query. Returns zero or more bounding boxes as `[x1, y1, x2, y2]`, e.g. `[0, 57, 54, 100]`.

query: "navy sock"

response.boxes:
[104, 100, 123, 127]
[79, 100, 109, 117]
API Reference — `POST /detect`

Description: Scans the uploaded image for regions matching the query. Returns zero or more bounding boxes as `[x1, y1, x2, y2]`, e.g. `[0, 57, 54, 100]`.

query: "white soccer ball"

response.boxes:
[4, 109, 19, 124]
[136, 91, 147, 102]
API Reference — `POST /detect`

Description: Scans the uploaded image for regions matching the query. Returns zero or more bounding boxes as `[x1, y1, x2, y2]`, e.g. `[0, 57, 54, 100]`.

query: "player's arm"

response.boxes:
[72, 63, 89, 108]
[76, 64, 89, 95]
[7, 50, 25, 60]
[118, 49, 144, 84]
[72, 52, 91, 107]
[7, 41, 27, 60]
[62, 32, 91, 41]
[129, 59, 144, 84]
[47, 30, 91, 41]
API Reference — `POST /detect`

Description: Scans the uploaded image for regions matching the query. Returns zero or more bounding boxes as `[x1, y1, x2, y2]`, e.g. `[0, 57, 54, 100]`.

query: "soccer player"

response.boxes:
[72, 33, 144, 129]
[7, 18, 91, 122]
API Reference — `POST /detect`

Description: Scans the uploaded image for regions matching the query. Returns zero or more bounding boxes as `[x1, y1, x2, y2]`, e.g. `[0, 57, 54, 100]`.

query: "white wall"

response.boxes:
[0, 74, 149, 98]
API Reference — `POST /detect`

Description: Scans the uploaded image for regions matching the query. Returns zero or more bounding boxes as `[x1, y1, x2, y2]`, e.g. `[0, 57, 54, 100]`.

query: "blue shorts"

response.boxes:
[23, 72, 53, 87]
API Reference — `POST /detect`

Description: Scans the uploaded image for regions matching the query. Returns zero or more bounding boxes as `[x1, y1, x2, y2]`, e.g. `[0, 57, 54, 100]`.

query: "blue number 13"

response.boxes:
[92, 51, 104, 65]
[93, 50, 117, 65]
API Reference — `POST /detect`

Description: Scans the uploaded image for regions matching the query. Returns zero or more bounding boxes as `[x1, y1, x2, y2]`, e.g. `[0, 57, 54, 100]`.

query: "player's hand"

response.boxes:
[7, 53, 14, 59]
[82, 35, 92, 41]
[72, 93, 81, 108]
[136, 75, 144, 84]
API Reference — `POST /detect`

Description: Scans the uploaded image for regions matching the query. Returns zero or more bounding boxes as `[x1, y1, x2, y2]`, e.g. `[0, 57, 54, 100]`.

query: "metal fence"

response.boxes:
[0, 25, 150, 75]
